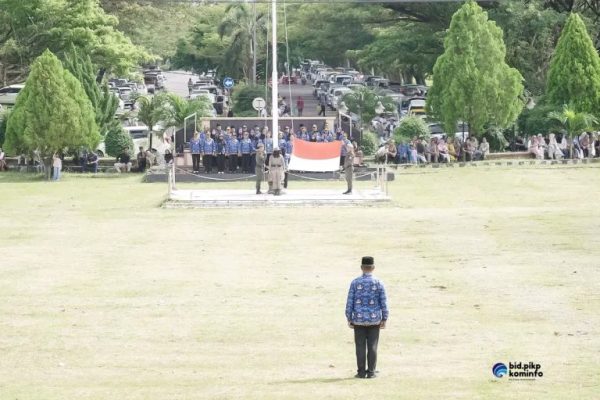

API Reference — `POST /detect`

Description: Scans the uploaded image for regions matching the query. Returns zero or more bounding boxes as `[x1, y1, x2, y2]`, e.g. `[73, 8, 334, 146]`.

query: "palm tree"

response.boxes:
[218, 4, 267, 83]
[548, 105, 598, 156]
[136, 93, 170, 150]
[164, 93, 213, 138]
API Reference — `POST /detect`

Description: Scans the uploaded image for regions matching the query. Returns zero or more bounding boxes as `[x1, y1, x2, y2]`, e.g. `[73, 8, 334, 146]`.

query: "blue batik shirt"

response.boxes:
[265, 138, 274, 154]
[239, 138, 254, 154]
[226, 137, 239, 155]
[345, 273, 389, 326]
[190, 138, 202, 154]
[203, 138, 216, 155]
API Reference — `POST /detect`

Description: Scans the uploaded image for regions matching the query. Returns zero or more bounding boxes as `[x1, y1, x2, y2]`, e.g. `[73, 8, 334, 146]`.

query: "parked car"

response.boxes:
[118, 87, 134, 107]
[0, 84, 25, 106]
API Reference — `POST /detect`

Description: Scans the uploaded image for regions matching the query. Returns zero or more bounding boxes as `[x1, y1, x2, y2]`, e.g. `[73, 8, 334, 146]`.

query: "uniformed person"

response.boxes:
[343, 143, 354, 195]
[255, 144, 266, 194]
[345, 256, 389, 379]
[268, 149, 285, 196]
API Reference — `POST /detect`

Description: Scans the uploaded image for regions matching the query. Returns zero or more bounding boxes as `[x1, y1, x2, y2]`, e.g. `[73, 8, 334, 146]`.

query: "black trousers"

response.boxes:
[241, 154, 252, 173]
[318, 105, 326, 116]
[138, 159, 146, 172]
[203, 155, 214, 172]
[216, 154, 226, 172]
[192, 153, 200, 171]
[228, 154, 238, 172]
[354, 325, 380, 375]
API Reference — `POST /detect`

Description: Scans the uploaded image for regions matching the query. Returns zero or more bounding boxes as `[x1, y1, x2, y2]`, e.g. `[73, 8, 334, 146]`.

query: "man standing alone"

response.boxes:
[345, 256, 389, 379]
[343, 144, 354, 195]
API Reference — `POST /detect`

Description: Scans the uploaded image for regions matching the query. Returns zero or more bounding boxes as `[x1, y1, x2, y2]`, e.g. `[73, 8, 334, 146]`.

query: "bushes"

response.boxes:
[394, 116, 429, 143]
[232, 85, 270, 116]
[360, 131, 378, 156]
[104, 123, 133, 157]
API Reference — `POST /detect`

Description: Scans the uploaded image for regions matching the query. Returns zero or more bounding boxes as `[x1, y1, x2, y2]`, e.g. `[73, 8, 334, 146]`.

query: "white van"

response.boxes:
[0, 84, 25, 106]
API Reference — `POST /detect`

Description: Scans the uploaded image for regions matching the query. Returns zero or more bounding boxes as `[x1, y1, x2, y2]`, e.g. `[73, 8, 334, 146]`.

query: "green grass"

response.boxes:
[1, 166, 599, 399]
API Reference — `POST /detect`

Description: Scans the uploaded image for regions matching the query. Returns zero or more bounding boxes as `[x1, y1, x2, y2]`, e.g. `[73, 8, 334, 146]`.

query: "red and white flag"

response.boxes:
[288, 139, 342, 172]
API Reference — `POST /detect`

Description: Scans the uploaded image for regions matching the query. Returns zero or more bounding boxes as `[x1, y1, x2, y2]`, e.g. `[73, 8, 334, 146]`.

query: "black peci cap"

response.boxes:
[361, 256, 374, 266]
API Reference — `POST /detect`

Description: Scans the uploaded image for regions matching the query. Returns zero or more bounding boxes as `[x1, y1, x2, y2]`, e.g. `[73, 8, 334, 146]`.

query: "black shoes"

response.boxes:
[343, 190, 352, 195]
[256, 190, 262, 195]
[366, 372, 377, 379]
[354, 373, 366, 379]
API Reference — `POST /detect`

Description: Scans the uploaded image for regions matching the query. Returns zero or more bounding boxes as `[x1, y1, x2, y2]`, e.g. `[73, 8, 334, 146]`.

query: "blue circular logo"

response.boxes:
[492, 362, 508, 378]
[223, 77, 234, 89]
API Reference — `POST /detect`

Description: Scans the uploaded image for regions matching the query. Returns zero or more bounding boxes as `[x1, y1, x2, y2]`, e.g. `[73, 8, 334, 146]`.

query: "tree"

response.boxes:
[0, 110, 9, 147]
[394, 116, 429, 143]
[164, 93, 213, 133]
[545, 13, 600, 114]
[341, 87, 396, 127]
[218, 4, 268, 82]
[104, 126, 133, 157]
[427, 0, 524, 138]
[548, 105, 598, 139]
[63, 45, 120, 138]
[232, 85, 270, 117]
[4, 50, 99, 179]
[136, 93, 170, 150]
[0, 0, 148, 85]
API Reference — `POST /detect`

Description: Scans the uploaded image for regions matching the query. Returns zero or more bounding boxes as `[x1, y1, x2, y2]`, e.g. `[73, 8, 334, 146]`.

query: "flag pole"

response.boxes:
[271, 0, 279, 150]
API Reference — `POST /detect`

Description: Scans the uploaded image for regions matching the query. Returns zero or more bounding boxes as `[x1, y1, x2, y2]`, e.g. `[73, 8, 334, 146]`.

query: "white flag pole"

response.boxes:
[271, 0, 279, 150]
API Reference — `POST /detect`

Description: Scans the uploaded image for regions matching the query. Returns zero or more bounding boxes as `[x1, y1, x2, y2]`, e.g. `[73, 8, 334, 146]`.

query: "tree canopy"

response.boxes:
[545, 13, 600, 114]
[427, 0, 524, 136]
[4, 50, 99, 177]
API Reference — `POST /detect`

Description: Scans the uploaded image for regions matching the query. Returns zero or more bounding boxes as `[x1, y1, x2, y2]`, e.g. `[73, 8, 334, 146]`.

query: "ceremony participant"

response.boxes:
[265, 130, 274, 166]
[114, 149, 132, 173]
[343, 144, 354, 195]
[255, 144, 266, 194]
[190, 132, 202, 173]
[345, 256, 389, 379]
[296, 96, 304, 116]
[202, 134, 216, 173]
[136, 146, 147, 172]
[268, 149, 284, 196]
[239, 132, 254, 173]
[215, 134, 226, 174]
[0, 148, 7, 171]
[226, 132, 239, 173]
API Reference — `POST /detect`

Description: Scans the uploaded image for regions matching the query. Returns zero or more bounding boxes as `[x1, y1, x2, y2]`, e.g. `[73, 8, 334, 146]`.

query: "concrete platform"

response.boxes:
[164, 188, 391, 208]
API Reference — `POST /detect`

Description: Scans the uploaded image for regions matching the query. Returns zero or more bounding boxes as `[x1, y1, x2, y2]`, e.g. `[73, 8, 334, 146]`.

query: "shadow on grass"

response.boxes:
[0, 172, 46, 183]
[269, 377, 356, 385]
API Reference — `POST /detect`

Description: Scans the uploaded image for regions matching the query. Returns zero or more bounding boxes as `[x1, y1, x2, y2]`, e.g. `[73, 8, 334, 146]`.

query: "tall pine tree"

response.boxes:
[4, 50, 99, 179]
[427, 0, 524, 137]
[545, 13, 600, 115]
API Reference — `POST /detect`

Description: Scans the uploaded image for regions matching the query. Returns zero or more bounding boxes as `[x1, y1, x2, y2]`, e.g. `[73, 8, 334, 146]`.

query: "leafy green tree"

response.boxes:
[164, 93, 213, 132]
[0, 0, 148, 84]
[360, 131, 378, 156]
[341, 87, 396, 127]
[63, 45, 120, 138]
[104, 126, 133, 157]
[136, 93, 170, 150]
[545, 13, 600, 114]
[394, 116, 429, 143]
[518, 104, 559, 138]
[232, 85, 270, 117]
[427, 0, 524, 137]
[4, 50, 99, 179]
[548, 105, 598, 139]
[0, 110, 9, 147]
[218, 4, 268, 82]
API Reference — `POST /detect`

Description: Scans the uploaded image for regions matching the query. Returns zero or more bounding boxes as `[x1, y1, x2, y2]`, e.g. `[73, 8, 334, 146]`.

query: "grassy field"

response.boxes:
[1, 166, 599, 399]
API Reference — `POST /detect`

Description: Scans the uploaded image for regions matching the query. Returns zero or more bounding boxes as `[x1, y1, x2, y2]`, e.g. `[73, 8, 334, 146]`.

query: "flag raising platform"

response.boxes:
[164, 188, 390, 208]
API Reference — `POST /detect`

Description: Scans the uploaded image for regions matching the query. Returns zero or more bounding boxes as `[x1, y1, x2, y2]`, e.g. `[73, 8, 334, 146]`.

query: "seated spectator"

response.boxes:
[137, 146, 147, 172]
[409, 143, 419, 164]
[0, 148, 7, 171]
[528, 135, 542, 160]
[594, 133, 600, 158]
[463, 138, 475, 161]
[558, 134, 569, 159]
[447, 139, 457, 162]
[145, 149, 156, 168]
[416, 138, 427, 163]
[86, 151, 99, 173]
[580, 132, 590, 158]
[547, 133, 563, 160]
[114, 149, 132, 173]
[437, 138, 450, 163]
[477, 137, 490, 160]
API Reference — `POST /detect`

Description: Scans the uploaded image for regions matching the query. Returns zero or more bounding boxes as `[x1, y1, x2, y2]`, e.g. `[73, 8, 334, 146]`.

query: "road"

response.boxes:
[163, 71, 330, 119]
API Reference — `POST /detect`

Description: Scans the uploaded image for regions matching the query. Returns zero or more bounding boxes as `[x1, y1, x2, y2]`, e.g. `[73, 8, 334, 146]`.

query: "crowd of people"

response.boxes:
[186, 123, 363, 174]
[526, 132, 600, 160]
[376, 135, 490, 164]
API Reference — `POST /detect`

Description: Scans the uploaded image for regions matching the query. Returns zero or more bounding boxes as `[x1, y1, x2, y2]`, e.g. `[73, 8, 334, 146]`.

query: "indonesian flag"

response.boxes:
[288, 139, 342, 172]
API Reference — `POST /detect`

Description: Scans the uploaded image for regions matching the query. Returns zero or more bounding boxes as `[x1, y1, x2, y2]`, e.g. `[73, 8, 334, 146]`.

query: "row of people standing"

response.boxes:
[188, 124, 352, 173]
